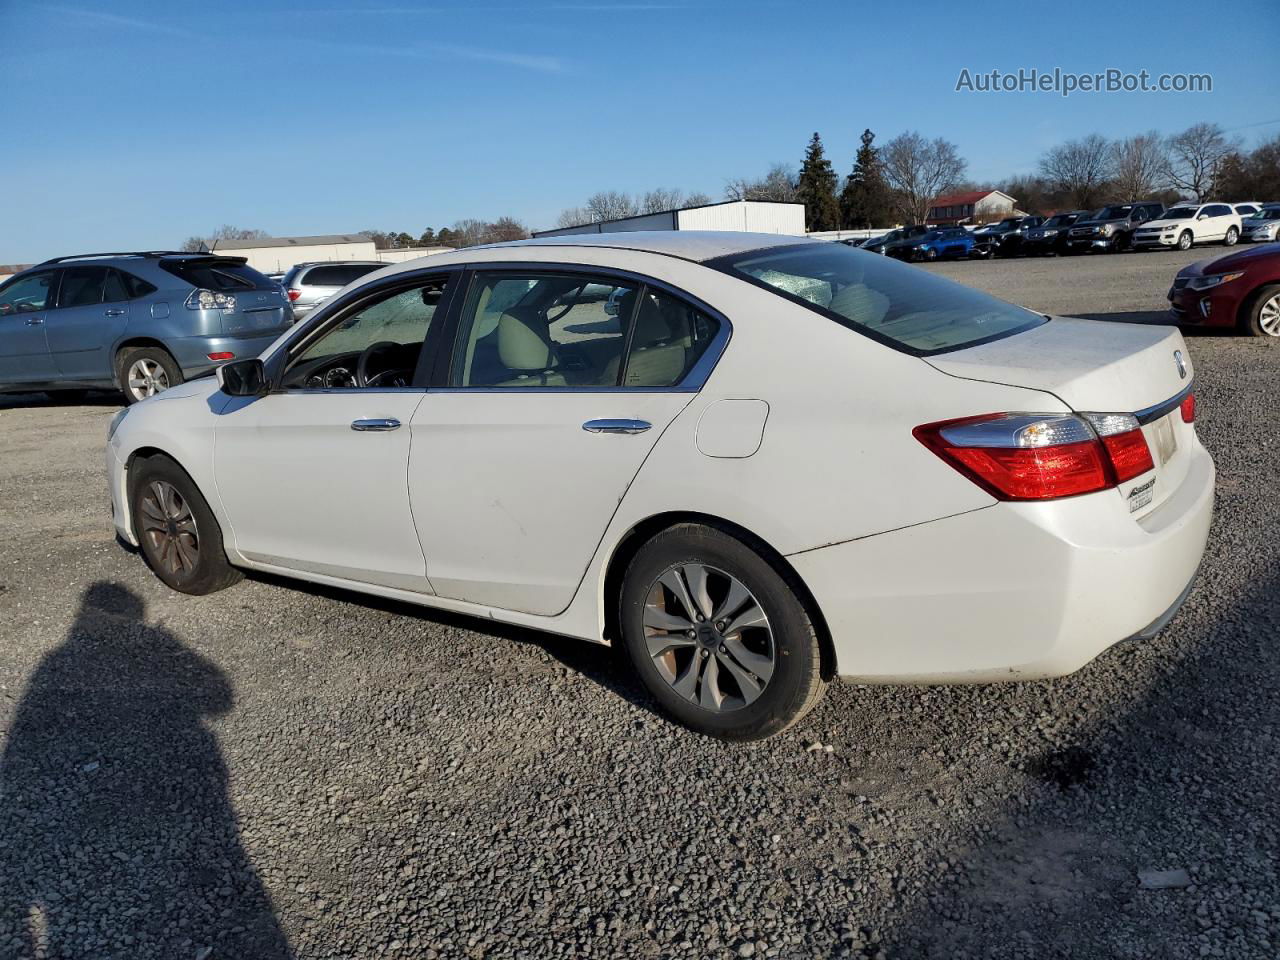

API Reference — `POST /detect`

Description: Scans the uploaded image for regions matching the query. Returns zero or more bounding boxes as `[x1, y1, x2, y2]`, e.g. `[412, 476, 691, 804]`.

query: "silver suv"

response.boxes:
[0, 251, 291, 404]
[282, 261, 386, 319]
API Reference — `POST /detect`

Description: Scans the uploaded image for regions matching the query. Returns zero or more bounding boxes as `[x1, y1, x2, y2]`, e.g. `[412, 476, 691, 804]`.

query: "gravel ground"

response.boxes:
[0, 250, 1276, 960]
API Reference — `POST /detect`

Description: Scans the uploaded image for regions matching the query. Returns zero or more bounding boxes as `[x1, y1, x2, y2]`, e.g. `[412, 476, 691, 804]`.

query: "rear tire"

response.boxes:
[117, 346, 182, 405]
[619, 523, 825, 741]
[1223, 226, 1239, 246]
[130, 455, 242, 594]
[1242, 284, 1280, 338]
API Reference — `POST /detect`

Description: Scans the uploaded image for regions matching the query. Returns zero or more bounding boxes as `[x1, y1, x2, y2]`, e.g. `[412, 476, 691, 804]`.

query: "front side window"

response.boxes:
[0, 270, 57, 315]
[281, 276, 449, 390]
[58, 266, 107, 308]
[715, 243, 1044, 355]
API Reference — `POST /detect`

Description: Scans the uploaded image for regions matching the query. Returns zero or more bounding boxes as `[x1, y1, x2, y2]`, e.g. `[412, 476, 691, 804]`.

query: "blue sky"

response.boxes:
[1, 0, 1277, 263]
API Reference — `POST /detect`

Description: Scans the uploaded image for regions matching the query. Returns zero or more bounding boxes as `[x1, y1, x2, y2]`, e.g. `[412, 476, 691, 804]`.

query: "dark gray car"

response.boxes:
[0, 252, 291, 404]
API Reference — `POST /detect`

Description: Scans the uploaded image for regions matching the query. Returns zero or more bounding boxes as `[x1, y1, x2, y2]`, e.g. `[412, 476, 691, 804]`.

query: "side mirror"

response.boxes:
[217, 358, 268, 397]
[1197, 213, 1209, 220]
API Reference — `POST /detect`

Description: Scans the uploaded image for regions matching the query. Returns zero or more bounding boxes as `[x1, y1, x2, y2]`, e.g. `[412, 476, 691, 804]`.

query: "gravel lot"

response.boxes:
[1, 248, 1277, 960]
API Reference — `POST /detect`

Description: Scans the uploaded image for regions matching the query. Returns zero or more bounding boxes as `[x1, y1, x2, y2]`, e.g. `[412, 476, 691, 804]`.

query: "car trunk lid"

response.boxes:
[926, 317, 1196, 518]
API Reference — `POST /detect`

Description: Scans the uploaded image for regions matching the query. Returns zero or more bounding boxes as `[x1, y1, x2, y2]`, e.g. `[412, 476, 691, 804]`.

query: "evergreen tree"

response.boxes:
[840, 129, 895, 229]
[796, 132, 841, 232]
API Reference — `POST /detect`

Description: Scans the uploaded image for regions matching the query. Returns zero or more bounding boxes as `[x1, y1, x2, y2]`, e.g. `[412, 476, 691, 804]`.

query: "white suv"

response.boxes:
[1242, 204, 1280, 243]
[1133, 202, 1242, 251]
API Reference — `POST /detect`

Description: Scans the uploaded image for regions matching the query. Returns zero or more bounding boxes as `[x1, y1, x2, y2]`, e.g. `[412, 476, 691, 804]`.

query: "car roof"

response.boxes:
[481, 231, 814, 264]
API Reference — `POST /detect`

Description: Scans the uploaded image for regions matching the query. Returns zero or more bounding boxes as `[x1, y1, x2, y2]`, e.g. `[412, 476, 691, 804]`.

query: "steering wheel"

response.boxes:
[356, 341, 411, 388]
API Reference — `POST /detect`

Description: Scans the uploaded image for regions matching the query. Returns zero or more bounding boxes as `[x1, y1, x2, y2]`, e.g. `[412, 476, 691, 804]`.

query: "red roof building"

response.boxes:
[928, 190, 1017, 224]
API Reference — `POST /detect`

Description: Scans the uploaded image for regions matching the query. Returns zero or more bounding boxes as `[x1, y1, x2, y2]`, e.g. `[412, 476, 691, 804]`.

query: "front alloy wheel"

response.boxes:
[1224, 226, 1239, 246]
[1178, 231, 1193, 251]
[138, 480, 199, 578]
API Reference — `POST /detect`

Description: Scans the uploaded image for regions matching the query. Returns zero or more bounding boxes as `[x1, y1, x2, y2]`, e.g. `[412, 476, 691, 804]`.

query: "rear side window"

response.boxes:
[714, 243, 1044, 356]
[103, 269, 129, 303]
[159, 258, 271, 291]
[1205, 204, 1233, 217]
[119, 270, 157, 299]
[59, 266, 107, 307]
[303, 265, 381, 287]
[624, 289, 721, 388]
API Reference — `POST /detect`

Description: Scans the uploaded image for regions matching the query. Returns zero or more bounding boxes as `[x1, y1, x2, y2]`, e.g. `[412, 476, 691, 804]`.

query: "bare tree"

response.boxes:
[484, 217, 529, 243]
[881, 132, 966, 224]
[641, 188, 686, 213]
[180, 236, 206, 252]
[1037, 134, 1112, 209]
[182, 225, 270, 252]
[684, 191, 713, 207]
[724, 164, 798, 202]
[1109, 132, 1169, 202]
[555, 207, 592, 229]
[1166, 122, 1238, 200]
[585, 191, 638, 223]
[450, 219, 489, 248]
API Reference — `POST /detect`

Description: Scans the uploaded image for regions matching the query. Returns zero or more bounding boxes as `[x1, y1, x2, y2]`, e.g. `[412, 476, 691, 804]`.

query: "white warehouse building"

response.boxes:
[205, 234, 452, 273]
[533, 199, 805, 238]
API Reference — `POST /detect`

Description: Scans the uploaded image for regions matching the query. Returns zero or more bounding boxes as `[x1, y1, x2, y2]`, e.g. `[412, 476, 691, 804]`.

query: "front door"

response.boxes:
[45, 265, 130, 380]
[409, 269, 724, 616]
[213, 273, 453, 591]
[0, 269, 59, 386]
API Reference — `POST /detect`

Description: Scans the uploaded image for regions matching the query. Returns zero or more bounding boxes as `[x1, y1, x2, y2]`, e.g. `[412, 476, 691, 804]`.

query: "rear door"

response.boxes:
[408, 267, 726, 616]
[0, 269, 59, 385]
[44, 265, 131, 380]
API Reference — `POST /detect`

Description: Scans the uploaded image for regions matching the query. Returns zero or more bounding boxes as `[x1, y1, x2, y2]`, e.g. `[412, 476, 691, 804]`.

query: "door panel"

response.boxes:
[0, 269, 58, 384]
[46, 303, 129, 379]
[214, 392, 432, 591]
[408, 392, 692, 615]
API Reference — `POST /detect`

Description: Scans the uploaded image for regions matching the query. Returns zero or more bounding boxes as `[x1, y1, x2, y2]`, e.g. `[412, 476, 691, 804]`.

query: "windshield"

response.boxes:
[1162, 208, 1195, 220]
[1043, 215, 1072, 227]
[1096, 206, 1133, 220]
[715, 243, 1045, 355]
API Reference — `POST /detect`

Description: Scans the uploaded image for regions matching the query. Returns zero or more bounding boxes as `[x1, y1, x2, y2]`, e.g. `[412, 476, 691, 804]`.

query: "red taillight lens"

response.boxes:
[1180, 391, 1196, 423]
[915, 411, 1154, 502]
[206, 351, 235, 362]
[1099, 428, 1155, 483]
[287, 289, 301, 301]
[942, 440, 1112, 500]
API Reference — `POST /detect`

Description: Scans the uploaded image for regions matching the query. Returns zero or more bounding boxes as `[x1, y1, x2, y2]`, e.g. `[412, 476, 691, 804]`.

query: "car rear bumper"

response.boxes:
[166, 329, 290, 378]
[790, 444, 1214, 682]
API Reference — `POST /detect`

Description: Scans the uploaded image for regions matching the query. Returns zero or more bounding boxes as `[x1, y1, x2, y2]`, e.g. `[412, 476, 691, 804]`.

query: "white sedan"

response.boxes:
[106, 232, 1214, 740]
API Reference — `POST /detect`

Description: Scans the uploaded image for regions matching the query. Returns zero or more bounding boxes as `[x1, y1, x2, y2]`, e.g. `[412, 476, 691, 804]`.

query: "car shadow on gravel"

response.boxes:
[1077, 310, 1239, 337]
[0, 391, 121, 410]
[0, 582, 292, 959]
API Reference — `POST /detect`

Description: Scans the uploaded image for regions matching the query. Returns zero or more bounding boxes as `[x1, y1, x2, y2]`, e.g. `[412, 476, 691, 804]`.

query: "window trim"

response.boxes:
[54, 264, 110, 310]
[430, 262, 732, 394]
[705, 244, 1047, 358]
[265, 266, 462, 394]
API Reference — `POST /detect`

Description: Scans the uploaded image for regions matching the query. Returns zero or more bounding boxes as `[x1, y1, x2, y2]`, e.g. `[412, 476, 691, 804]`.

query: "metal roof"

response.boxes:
[488, 230, 815, 262]
[209, 234, 372, 250]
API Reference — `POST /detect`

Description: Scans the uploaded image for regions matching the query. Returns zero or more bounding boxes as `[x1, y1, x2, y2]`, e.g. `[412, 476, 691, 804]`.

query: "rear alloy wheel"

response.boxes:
[118, 346, 182, 405]
[1243, 284, 1280, 338]
[1223, 226, 1239, 246]
[130, 455, 242, 594]
[1178, 230, 1194, 251]
[620, 523, 824, 740]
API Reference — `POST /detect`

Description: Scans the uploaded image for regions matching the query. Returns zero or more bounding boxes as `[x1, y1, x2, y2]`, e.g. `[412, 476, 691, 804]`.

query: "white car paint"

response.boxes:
[107, 232, 1214, 683]
[1132, 202, 1243, 249]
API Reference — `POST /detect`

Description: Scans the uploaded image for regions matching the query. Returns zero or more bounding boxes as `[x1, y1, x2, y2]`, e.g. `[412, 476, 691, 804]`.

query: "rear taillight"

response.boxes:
[915, 412, 1154, 502]
[186, 288, 237, 312]
[287, 289, 301, 302]
[1180, 391, 1196, 423]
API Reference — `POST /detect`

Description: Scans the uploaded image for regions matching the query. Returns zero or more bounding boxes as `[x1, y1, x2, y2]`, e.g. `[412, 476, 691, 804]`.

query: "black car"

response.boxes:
[860, 224, 931, 255]
[1021, 211, 1095, 256]
[970, 216, 1045, 258]
[1064, 201, 1165, 253]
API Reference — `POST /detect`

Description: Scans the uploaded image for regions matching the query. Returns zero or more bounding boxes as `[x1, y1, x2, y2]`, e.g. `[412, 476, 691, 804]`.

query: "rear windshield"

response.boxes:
[159, 258, 272, 291]
[303, 264, 382, 287]
[713, 243, 1046, 356]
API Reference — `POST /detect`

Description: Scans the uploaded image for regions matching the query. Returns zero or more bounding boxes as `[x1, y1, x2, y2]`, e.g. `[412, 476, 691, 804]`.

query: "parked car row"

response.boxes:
[850, 201, 1276, 262]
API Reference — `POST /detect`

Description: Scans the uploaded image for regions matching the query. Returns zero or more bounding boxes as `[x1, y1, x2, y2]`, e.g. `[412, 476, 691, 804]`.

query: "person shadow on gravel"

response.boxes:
[0, 582, 291, 959]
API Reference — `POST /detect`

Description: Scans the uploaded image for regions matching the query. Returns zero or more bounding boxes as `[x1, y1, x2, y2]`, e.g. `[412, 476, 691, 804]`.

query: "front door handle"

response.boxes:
[104, 308, 126, 317]
[351, 418, 401, 432]
[25, 316, 44, 326]
[583, 418, 651, 435]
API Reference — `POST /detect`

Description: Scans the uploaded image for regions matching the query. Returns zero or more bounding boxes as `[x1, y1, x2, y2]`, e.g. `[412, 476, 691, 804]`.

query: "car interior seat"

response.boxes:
[495, 305, 566, 386]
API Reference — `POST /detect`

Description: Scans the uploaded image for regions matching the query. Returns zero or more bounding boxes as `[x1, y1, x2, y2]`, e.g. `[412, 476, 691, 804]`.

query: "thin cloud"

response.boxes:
[43, 5, 195, 38]
[305, 37, 563, 73]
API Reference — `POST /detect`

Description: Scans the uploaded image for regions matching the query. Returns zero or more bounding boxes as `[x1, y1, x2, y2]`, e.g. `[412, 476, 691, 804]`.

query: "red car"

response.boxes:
[1169, 243, 1280, 337]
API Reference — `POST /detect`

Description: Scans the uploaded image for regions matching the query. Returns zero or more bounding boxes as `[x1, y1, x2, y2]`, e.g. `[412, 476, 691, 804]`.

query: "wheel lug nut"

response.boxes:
[700, 649, 709, 658]
[686, 630, 696, 639]
[716, 621, 725, 630]
[695, 615, 705, 622]
[719, 645, 726, 654]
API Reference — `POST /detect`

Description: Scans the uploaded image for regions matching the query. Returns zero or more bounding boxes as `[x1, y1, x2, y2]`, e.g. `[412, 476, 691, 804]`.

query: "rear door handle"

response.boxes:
[104, 308, 126, 317]
[582, 418, 651, 435]
[25, 316, 44, 326]
[351, 418, 401, 432]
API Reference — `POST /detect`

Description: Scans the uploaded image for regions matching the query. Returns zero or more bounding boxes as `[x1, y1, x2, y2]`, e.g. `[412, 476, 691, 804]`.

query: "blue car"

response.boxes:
[886, 227, 976, 262]
[0, 252, 292, 404]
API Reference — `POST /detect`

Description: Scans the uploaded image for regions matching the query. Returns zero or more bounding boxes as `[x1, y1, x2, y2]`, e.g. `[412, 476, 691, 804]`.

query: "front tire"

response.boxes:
[118, 346, 182, 405]
[130, 455, 242, 594]
[619, 523, 825, 741]
[1178, 230, 1194, 251]
[1242, 284, 1280, 338]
